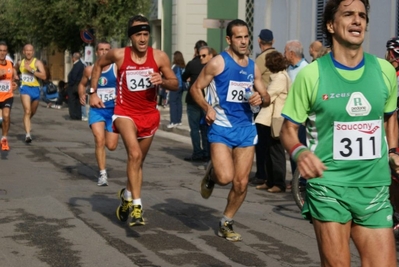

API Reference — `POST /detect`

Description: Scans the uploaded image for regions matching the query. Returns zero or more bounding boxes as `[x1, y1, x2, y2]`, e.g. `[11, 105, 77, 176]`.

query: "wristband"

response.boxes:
[389, 148, 399, 155]
[290, 144, 309, 162]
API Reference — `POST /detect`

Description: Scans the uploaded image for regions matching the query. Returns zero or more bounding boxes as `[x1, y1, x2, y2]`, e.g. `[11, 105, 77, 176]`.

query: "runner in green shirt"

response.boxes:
[280, 0, 399, 266]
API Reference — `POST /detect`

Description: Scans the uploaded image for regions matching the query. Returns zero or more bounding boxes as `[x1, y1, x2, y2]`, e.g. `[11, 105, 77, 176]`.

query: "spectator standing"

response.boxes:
[67, 52, 85, 120]
[284, 40, 308, 181]
[167, 51, 186, 128]
[182, 40, 210, 162]
[308, 40, 323, 62]
[19, 44, 46, 143]
[255, 51, 291, 193]
[252, 28, 276, 186]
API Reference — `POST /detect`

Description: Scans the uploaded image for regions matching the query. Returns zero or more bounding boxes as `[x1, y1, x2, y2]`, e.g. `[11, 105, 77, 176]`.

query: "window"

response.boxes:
[246, 0, 254, 55]
[316, 0, 327, 45]
[397, 0, 399, 37]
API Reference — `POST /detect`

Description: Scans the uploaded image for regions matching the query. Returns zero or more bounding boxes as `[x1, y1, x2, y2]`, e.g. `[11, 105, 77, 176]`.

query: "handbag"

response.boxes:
[46, 82, 58, 94]
[271, 110, 284, 139]
[270, 73, 290, 139]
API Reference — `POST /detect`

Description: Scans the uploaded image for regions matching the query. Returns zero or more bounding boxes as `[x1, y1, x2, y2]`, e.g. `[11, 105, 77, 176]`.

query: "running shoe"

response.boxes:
[129, 205, 145, 226]
[115, 188, 132, 222]
[200, 161, 215, 199]
[25, 134, 32, 143]
[218, 220, 242, 242]
[1, 138, 9, 151]
[97, 173, 108, 186]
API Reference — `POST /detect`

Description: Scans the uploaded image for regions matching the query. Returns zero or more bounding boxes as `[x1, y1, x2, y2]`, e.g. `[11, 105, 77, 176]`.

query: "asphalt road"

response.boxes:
[0, 96, 397, 267]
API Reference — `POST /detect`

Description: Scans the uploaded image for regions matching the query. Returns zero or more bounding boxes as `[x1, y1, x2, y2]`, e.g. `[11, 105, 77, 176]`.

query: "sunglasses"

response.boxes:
[200, 54, 208, 58]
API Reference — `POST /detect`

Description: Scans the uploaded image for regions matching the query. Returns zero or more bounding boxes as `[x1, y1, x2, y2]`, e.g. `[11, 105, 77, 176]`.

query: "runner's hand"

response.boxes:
[297, 150, 327, 179]
[389, 153, 399, 174]
[79, 93, 86, 106]
[89, 93, 105, 108]
[205, 106, 216, 125]
[149, 71, 162, 86]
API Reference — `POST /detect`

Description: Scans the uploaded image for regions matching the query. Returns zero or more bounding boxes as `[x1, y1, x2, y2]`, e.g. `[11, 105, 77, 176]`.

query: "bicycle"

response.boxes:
[291, 169, 306, 210]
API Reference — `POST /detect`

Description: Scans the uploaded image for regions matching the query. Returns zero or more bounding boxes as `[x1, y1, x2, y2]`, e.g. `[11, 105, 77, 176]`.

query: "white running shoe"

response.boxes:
[166, 123, 177, 129]
[97, 173, 108, 186]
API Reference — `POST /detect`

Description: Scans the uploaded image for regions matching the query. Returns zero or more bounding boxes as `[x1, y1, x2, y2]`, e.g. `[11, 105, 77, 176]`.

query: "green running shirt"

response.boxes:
[282, 53, 397, 186]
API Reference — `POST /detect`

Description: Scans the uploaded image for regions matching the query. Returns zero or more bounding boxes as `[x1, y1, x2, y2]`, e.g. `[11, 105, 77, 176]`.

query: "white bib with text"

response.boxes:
[333, 120, 382, 160]
[97, 87, 115, 102]
[125, 69, 154, 92]
[226, 81, 252, 103]
[0, 80, 11, 92]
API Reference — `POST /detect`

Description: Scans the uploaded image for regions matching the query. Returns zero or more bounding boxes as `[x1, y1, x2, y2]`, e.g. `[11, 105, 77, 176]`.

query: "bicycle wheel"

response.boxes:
[291, 169, 307, 210]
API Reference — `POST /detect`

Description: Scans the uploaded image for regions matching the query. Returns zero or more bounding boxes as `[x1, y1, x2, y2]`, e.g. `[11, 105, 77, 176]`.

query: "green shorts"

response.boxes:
[302, 183, 393, 228]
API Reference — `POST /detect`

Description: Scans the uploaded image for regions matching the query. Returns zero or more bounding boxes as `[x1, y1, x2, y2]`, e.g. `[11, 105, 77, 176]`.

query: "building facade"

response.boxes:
[150, 0, 399, 62]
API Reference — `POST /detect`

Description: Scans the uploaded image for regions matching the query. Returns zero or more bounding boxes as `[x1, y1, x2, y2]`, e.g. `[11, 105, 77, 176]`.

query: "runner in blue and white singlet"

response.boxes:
[78, 41, 119, 187]
[191, 19, 271, 242]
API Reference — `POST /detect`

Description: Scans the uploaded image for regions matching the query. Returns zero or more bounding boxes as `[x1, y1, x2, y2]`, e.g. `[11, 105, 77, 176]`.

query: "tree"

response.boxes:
[0, 0, 150, 53]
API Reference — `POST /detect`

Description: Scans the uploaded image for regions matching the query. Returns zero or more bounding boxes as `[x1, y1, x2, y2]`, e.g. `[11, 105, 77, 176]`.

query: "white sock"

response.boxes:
[221, 215, 233, 225]
[133, 198, 142, 207]
[99, 169, 107, 175]
[123, 189, 132, 201]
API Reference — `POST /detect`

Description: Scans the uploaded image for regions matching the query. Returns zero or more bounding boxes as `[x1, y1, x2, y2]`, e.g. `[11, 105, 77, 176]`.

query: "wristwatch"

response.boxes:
[88, 87, 97, 94]
[30, 69, 36, 74]
[389, 148, 399, 155]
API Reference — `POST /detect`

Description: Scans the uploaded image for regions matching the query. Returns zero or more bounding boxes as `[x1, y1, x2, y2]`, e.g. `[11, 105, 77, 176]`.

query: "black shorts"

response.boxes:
[0, 97, 13, 109]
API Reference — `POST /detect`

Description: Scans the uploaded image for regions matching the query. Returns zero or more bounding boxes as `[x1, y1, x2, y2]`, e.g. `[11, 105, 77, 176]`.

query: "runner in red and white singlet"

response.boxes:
[90, 15, 178, 227]
[114, 46, 160, 138]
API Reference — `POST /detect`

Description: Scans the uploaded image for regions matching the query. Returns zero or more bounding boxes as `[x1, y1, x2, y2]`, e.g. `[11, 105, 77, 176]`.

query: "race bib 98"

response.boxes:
[226, 81, 252, 103]
[333, 120, 382, 160]
[125, 69, 154, 91]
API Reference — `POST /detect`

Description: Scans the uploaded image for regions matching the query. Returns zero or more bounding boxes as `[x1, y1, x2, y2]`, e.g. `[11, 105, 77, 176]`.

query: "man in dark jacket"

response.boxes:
[182, 40, 209, 162]
[67, 52, 85, 120]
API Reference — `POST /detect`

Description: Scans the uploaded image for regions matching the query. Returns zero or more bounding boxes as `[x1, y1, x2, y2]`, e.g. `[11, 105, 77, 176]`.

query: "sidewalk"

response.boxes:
[158, 104, 190, 137]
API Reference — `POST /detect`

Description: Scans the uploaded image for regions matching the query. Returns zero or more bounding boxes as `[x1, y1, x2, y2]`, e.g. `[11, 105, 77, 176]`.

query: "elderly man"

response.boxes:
[309, 40, 323, 61]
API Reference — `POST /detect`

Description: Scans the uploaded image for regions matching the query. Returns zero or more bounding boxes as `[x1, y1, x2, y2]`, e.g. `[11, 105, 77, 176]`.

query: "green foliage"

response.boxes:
[0, 0, 150, 53]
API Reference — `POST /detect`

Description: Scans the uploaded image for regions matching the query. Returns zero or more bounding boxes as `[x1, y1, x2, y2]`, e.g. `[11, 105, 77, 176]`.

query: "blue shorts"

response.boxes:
[208, 124, 258, 148]
[20, 85, 41, 101]
[89, 107, 114, 132]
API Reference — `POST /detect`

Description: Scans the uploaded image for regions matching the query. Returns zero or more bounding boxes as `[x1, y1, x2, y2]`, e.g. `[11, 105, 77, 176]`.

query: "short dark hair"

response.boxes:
[322, 0, 370, 46]
[127, 15, 149, 29]
[0, 41, 7, 47]
[265, 51, 289, 73]
[226, 19, 248, 38]
[95, 40, 111, 51]
[195, 40, 208, 54]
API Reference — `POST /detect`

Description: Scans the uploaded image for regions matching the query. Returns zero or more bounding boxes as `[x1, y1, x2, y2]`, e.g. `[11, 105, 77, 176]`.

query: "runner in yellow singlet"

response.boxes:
[19, 44, 46, 143]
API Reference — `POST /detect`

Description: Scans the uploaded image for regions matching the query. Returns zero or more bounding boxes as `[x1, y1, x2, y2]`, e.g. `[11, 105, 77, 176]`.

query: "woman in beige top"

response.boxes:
[255, 51, 291, 193]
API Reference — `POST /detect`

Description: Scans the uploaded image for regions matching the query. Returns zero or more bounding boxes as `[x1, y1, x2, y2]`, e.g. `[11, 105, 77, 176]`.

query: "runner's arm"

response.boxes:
[385, 111, 399, 172]
[34, 60, 47, 80]
[78, 66, 91, 106]
[280, 120, 326, 179]
[155, 50, 178, 91]
[253, 64, 270, 107]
